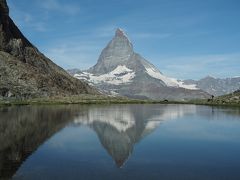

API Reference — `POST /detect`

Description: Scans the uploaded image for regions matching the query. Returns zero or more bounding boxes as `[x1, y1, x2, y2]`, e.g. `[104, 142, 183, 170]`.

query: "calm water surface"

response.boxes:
[0, 104, 240, 180]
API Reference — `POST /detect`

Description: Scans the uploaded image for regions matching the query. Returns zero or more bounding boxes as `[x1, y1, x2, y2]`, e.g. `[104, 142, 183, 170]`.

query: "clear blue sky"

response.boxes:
[8, 0, 240, 80]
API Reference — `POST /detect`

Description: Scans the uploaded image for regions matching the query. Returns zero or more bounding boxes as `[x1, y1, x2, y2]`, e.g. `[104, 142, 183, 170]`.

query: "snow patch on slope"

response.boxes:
[145, 66, 198, 90]
[110, 65, 132, 75]
[74, 65, 135, 85]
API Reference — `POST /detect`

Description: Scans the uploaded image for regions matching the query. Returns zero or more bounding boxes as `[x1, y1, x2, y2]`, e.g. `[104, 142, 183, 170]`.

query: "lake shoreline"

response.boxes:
[0, 95, 239, 107]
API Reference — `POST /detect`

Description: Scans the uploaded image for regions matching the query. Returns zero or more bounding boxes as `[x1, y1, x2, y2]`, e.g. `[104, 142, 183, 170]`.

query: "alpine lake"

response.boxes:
[0, 104, 240, 180]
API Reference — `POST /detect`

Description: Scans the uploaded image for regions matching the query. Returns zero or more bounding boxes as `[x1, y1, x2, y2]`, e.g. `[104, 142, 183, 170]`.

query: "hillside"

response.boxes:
[215, 90, 240, 104]
[0, 0, 97, 99]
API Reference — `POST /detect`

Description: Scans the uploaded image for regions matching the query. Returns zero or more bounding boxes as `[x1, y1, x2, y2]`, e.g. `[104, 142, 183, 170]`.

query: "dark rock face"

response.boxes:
[0, 0, 97, 99]
[0, 0, 32, 56]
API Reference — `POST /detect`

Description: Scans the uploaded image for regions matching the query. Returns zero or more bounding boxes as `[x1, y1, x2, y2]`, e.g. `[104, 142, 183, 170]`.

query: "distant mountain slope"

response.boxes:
[184, 76, 240, 96]
[69, 28, 209, 100]
[0, 0, 97, 99]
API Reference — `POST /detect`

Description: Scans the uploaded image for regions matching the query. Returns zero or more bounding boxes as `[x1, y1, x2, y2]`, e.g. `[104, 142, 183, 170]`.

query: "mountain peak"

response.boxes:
[114, 28, 132, 43]
[115, 28, 127, 37]
[88, 28, 133, 74]
[74, 28, 210, 100]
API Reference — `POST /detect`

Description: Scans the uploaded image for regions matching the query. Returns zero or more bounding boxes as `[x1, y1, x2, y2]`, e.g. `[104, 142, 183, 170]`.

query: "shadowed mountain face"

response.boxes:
[70, 29, 210, 100]
[0, 105, 82, 179]
[0, 0, 97, 99]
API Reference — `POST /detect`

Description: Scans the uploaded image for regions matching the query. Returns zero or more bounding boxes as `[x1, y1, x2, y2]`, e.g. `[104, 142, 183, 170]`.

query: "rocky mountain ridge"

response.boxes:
[184, 76, 240, 96]
[70, 28, 209, 100]
[0, 0, 97, 99]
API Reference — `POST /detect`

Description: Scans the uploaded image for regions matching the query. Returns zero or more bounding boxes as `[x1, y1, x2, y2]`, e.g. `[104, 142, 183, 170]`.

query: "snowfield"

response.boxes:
[74, 64, 198, 90]
[145, 66, 198, 90]
[74, 65, 136, 85]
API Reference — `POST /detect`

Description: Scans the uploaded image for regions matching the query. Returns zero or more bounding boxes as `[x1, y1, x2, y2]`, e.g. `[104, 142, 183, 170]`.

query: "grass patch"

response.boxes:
[0, 94, 240, 107]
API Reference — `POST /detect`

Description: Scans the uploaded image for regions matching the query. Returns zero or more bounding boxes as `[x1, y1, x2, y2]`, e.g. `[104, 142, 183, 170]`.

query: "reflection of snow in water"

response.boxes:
[74, 105, 197, 133]
[72, 105, 204, 168]
[143, 105, 196, 133]
[74, 106, 135, 132]
[158, 105, 197, 120]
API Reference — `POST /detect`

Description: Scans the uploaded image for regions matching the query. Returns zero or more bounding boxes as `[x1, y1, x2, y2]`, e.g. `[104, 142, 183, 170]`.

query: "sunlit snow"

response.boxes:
[74, 65, 136, 85]
[145, 66, 198, 90]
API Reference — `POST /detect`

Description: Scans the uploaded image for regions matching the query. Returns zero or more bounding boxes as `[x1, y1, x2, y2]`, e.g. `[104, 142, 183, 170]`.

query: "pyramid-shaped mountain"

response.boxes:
[0, 0, 97, 99]
[71, 28, 209, 100]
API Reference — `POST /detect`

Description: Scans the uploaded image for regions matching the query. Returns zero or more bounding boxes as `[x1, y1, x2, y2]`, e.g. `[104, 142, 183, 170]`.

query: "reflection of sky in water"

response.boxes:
[2, 104, 239, 180]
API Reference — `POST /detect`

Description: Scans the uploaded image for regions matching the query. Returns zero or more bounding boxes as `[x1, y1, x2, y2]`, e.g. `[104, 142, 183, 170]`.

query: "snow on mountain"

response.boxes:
[75, 64, 198, 90]
[69, 28, 209, 100]
[74, 65, 135, 85]
[144, 66, 198, 90]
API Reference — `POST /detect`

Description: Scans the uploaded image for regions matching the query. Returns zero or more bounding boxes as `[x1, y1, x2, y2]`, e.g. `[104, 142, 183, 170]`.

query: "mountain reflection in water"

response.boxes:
[73, 105, 197, 167]
[0, 105, 81, 179]
[0, 104, 240, 179]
